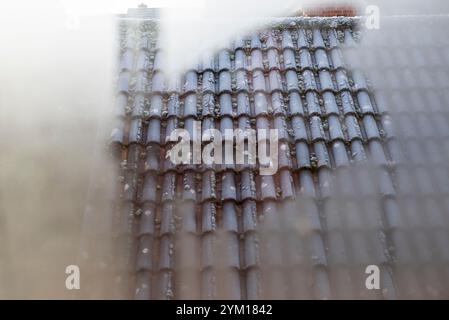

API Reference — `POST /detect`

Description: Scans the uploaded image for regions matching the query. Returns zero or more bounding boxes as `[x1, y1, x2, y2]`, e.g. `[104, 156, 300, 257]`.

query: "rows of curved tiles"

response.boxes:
[98, 17, 449, 299]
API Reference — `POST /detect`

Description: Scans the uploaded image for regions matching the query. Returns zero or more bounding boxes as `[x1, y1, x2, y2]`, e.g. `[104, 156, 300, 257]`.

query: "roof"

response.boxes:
[80, 14, 449, 299]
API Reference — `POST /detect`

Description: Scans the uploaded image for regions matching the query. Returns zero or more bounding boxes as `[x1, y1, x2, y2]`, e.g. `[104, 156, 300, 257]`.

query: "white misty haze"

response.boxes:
[0, 0, 115, 298]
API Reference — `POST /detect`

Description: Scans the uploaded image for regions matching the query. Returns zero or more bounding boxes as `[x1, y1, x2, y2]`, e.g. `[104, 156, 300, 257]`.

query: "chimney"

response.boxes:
[127, 3, 159, 18]
[301, 1, 360, 17]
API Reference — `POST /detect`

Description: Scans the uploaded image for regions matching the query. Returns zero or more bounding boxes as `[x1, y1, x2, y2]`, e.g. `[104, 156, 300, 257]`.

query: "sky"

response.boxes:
[61, 0, 206, 14]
